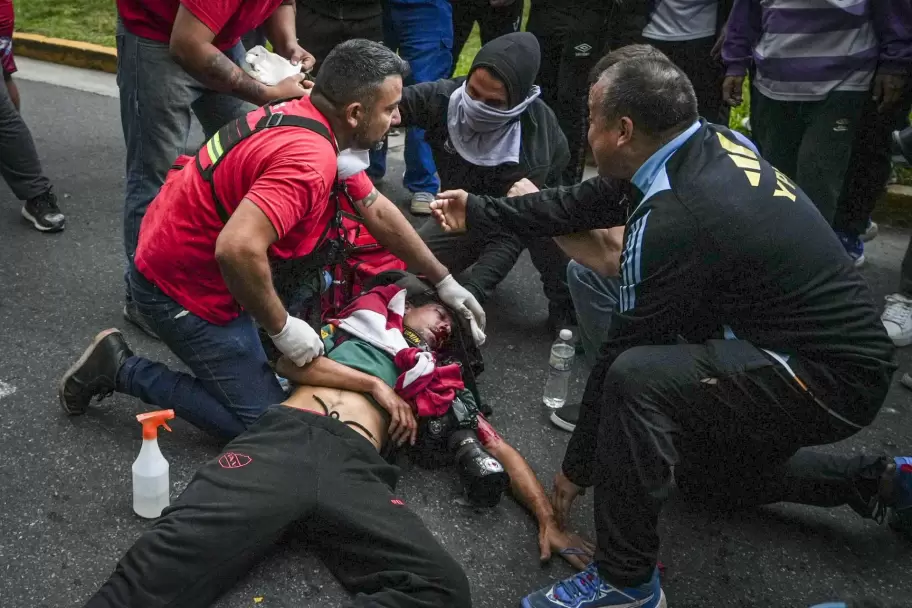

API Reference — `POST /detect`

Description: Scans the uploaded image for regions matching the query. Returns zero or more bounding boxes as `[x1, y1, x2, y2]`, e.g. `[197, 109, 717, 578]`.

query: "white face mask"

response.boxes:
[337, 148, 371, 180]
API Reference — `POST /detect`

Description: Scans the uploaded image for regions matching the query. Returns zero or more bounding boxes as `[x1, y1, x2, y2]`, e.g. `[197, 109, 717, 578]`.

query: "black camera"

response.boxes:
[414, 396, 510, 507]
[448, 429, 510, 508]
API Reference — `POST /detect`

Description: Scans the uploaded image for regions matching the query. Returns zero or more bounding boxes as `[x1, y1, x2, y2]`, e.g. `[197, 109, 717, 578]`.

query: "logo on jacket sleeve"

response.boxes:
[219, 452, 253, 469]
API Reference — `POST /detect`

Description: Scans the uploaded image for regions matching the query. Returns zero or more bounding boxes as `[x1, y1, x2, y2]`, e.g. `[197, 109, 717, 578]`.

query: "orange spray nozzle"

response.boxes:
[136, 409, 175, 440]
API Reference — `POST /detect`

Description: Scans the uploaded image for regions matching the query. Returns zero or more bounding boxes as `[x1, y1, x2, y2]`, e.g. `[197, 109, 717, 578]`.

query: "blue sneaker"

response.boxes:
[836, 231, 865, 268]
[521, 564, 665, 608]
[889, 457, 912, 538]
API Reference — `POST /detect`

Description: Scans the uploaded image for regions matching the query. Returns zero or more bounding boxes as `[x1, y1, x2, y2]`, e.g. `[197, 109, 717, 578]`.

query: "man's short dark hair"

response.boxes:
[589, 44, 669, 85]
[596, 57, 698, 139]
[313, 39, 409, 107]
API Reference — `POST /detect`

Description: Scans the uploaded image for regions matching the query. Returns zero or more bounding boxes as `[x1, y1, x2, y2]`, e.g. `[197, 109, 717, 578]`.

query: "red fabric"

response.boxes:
[330, 284, 406, 337]
[0, 0, 14, 37]
[393, 349, 465, 418]
[116, 0, 283, 50]
[322, 215, 407, 319]
[135, 97, 374, 325]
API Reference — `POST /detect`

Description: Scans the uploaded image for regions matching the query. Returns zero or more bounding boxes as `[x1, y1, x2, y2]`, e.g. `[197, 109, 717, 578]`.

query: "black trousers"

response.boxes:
[573, 339, 888, 587]
[84, 407, 472, 608]
[417, 218, 574, 320]
[295, 4, 385, 74]
[452, 0, 523, 64]
[0, 69, 51, 202]
[526, 2, 606, 185]
[642, 36, 729, 126]
[833, 88, 912, 238]
[751, 88, 868, 225]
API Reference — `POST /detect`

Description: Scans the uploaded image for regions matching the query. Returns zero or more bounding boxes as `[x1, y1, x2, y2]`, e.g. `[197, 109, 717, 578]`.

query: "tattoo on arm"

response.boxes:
[202, 49, 266, 105]
[356, 188, 380, 210]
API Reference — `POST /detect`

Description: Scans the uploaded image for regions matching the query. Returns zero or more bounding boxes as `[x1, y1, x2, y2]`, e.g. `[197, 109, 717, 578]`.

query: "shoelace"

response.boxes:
[883, 296, 912, 326]
[555, 566, 601, 600]
[33, 192, 62, 215]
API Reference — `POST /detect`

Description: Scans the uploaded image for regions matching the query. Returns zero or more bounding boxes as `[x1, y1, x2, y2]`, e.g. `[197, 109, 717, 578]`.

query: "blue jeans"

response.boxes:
[116, 24, 254, 298]
[567, 260, 619, 368]
[367, 0, 452, 194]
[117, 269, 287, 440]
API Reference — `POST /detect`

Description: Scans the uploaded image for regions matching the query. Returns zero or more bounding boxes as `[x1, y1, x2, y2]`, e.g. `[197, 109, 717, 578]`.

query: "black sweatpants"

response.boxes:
[567, 339, 889, 587]
[417, 218, 574, 321]
[452, 0, 523, 65]
[751, 88, 868, 225]
[295, 5, 385, 74]
[84, 407, 472, 608]
[526, 2, 606, 186]
[642, 36, 729, 126]
[833, 88, 912, 238]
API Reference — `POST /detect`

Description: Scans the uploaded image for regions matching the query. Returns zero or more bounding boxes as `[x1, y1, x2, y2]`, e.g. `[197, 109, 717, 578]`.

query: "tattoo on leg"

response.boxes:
[356, 188, 380, 210]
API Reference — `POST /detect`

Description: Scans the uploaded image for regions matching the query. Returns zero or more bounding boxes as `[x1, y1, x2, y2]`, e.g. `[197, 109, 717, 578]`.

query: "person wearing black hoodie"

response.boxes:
[400, 32, 577, 333]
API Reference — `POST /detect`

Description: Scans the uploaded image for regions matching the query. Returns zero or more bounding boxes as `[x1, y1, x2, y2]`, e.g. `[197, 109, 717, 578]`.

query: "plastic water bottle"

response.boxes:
[543, 329, 575, 409]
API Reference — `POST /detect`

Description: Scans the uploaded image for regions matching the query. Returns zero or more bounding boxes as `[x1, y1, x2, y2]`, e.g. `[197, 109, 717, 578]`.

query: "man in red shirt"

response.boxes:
[117, 0, 316, 336]
[59, 40, 486, 441]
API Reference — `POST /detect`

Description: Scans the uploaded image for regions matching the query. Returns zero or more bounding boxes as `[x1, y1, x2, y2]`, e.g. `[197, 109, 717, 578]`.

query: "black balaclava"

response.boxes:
[468, 32, 541, 108]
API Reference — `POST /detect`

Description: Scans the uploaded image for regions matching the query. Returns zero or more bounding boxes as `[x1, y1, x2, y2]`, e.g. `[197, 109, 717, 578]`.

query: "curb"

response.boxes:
[876, 185, 912, 229]
[13, 32, 116, 74]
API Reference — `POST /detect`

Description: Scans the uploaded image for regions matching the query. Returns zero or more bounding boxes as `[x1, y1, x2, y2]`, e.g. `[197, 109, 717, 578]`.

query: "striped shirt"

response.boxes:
[722, 0, 912, 101]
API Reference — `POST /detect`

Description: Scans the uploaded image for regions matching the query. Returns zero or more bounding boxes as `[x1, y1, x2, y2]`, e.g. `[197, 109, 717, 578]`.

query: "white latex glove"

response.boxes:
[435, 275, 487, 346]
[268, 314, 324, 366]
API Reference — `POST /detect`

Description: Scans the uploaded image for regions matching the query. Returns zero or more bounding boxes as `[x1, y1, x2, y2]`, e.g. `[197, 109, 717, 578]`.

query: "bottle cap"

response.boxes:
[136, 409, 175, 440]
[559, 329, 573, 341]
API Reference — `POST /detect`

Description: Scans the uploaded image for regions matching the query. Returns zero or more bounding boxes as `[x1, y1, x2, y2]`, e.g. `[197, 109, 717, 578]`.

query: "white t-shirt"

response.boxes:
[642, 0, 718, 42]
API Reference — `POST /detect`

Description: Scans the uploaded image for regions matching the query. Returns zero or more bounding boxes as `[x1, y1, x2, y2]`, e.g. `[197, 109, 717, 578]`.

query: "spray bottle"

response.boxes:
[133, 409, 174, 519]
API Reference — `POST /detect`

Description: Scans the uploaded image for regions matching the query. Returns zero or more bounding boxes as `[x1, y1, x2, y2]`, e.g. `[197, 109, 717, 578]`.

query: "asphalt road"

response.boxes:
[1, 73, 911, 608]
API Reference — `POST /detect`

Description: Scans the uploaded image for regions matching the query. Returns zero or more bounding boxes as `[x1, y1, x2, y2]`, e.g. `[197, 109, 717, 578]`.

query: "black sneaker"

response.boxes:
[550, 403, 579, 432]
[58, 329, 133, 415]
[123, 301, 160, 340]
[22, 189, 65, 232]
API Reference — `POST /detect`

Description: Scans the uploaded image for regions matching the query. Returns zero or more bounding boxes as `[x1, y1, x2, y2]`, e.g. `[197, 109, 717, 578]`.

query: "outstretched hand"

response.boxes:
[430, 190, 469, 233]
[538, 522, 595, 570]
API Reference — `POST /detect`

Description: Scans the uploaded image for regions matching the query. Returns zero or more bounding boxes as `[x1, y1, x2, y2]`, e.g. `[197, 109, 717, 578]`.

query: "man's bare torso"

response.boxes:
[282, 385, 390, 450]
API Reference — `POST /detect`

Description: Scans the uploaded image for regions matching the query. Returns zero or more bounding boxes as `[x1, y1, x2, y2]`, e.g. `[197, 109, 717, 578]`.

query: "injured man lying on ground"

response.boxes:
[82, 273, 592, 608]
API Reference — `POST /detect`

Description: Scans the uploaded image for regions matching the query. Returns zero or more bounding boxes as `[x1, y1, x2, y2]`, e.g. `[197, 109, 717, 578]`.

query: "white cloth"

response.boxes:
[245, 45, 301, 86]
[446, 82, 539, 167]
[337, 148, 371, 179]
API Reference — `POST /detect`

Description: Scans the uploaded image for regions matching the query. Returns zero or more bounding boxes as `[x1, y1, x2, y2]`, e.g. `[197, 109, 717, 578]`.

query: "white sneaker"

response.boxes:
[882, 293, 912, 347]
[409, 191, 435, 215]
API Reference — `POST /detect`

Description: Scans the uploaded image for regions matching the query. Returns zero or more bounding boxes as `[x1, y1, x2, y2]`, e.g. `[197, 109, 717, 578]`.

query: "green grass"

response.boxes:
[15, 0, 117, 47]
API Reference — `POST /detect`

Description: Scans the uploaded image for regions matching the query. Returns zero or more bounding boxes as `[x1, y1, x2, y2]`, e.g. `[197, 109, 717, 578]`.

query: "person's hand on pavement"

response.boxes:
[435, 274, 486, 346]
[507, 177, 540, 198]
[372, 381, 418, 446]
[873, 71, 907, 113]
[269, 313, 324, 366]
[552, 470, 584, 530]
[431, 190, 469, 233]
[721, 75, 745, 107]
[266, 73, 312, 101]
[538, 520, 595, 570]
